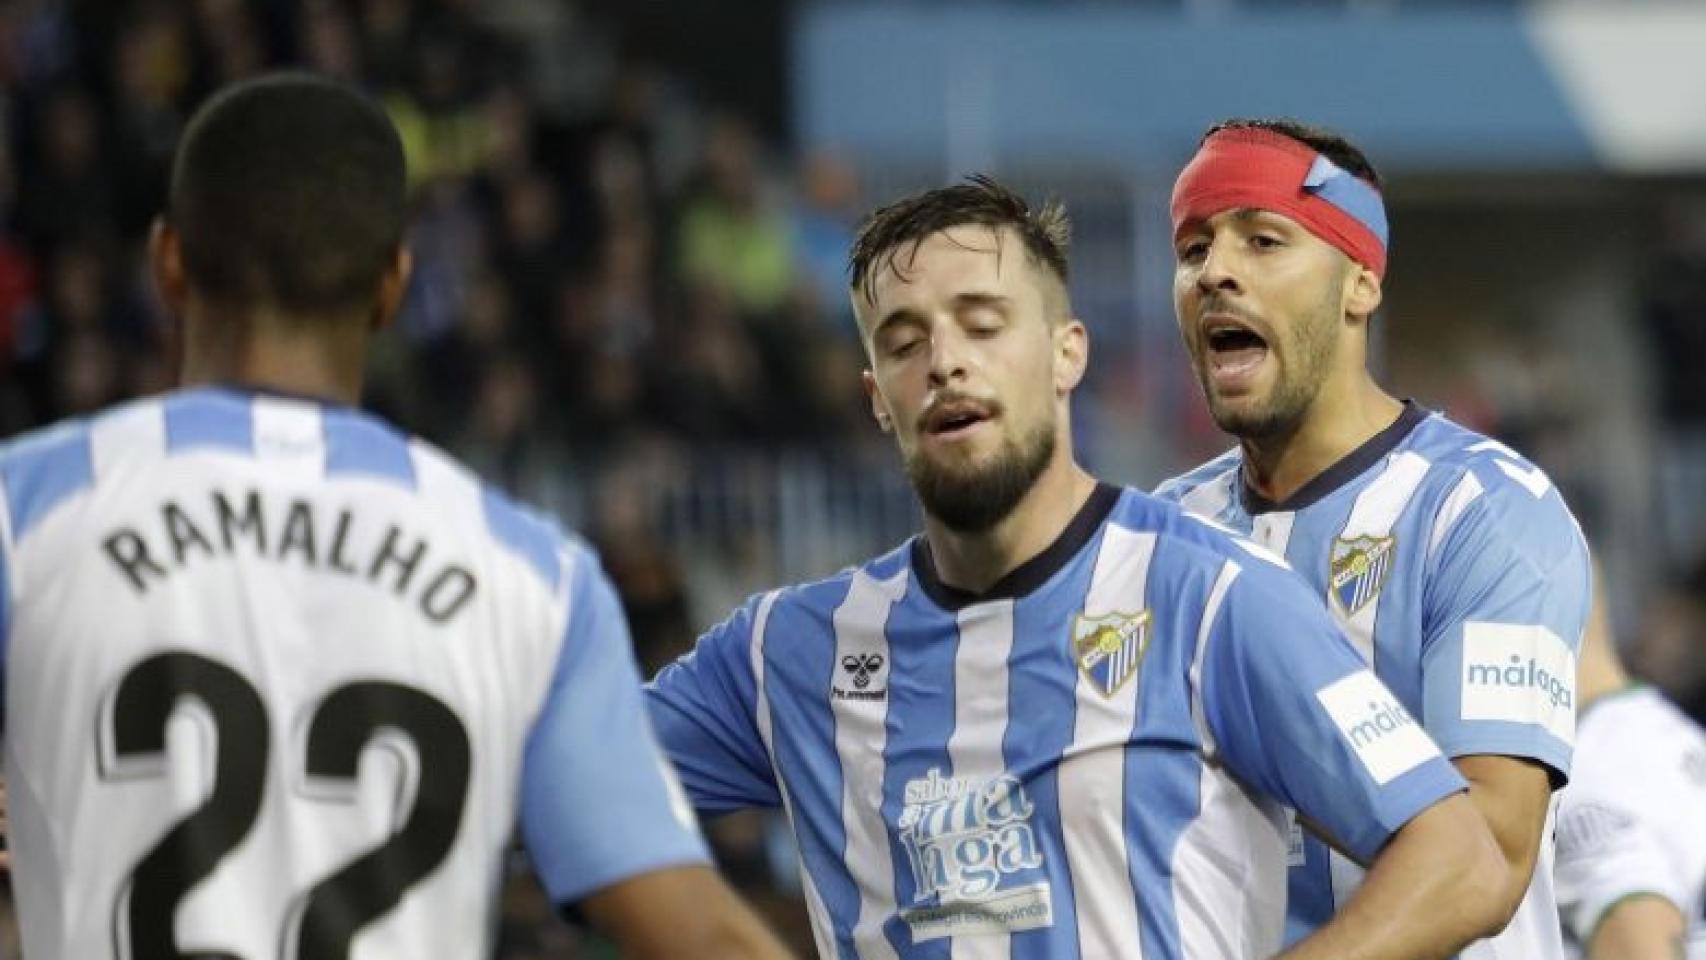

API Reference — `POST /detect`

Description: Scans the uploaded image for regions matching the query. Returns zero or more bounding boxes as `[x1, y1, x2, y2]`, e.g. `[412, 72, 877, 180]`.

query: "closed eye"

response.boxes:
[888, 338, 925, 359]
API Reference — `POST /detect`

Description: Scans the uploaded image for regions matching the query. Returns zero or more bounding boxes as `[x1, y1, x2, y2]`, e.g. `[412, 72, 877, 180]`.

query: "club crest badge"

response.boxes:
[1071, 610, 1151, 698]
[1330, 535, 1396, 616]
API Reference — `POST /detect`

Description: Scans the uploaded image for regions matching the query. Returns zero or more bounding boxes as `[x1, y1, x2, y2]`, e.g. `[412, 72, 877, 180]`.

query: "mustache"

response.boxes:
[917, 390, 1004, 431]
[1196, 296, 1263, 327]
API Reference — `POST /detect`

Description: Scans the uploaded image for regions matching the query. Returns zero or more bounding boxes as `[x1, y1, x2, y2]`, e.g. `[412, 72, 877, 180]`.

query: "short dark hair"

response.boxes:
[169, 72, 407, 314]
[848, 174, 1070, 307]
[1204, 118, 1382, 190]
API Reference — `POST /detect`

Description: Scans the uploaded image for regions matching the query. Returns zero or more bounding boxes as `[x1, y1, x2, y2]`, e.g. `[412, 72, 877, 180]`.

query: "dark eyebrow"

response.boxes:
[952, 291, 1013, 311]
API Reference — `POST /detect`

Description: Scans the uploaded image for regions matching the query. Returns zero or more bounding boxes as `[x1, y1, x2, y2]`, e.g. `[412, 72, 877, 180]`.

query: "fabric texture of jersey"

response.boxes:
[648, 483, 1464, 959]
[1155, 402, 1592, 958]
[1556, 685, 1706, 959]
[0, 386, 706, 960]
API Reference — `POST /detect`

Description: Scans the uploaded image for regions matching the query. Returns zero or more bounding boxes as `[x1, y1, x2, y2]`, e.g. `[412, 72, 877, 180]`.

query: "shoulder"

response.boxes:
[0, 407, 108, 545]
[1410, 414, 1585, 567]
[778, 540, 911, 616]
[407, 437, 593, 597]
[1108, 486, 1296, 593]
[707, 540, 913, 647]
[1152, 446, 1242, 505]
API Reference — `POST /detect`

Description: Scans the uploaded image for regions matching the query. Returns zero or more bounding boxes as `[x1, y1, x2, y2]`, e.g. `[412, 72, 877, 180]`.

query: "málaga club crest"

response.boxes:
[1330, 534, 1396, 616]
[1071, 610, 1152, 698]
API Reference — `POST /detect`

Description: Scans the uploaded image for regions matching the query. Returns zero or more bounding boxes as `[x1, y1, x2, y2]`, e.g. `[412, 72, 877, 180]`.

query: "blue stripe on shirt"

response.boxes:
[323, 407, 416, 489]
[481, 488, 562, 592]
[1006, 552, 1094, 960]
[878, 579, 959, 960]
[164, 390, 254, 455]
[1, 422, 94, 541]
[765, 578, 863, 960]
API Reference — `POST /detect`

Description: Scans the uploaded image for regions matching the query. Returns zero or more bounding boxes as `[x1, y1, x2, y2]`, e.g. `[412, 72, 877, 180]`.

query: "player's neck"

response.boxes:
[179, 302, 369, 407]
[922, 457, 1099, 596]
[1240, 373, 1403, 505]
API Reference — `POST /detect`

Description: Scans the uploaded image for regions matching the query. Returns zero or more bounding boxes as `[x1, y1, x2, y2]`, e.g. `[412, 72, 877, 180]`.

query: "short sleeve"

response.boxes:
[645, 598, 782, 815]
[1203, 561, 1467, 863]
[519, 555, 711, 906]
[1419, 461, 1591, 783]
[1555, 797, 1688, 944]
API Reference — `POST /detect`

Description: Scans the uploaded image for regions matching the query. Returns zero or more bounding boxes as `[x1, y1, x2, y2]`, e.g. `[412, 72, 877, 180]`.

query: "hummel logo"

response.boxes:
[834, 652, 888, 702]
[843, 653, 885, 688]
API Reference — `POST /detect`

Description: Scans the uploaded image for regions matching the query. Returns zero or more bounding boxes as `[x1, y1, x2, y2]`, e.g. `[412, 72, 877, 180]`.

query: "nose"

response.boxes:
[927, 325, 971, 387]
[1195, 236, 1242, 297]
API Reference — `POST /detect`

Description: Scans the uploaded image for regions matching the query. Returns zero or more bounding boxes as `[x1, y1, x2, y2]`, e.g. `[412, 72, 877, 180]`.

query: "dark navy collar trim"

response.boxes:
[1242, 400, 1428, 515]
[912, 482, 1121, 612]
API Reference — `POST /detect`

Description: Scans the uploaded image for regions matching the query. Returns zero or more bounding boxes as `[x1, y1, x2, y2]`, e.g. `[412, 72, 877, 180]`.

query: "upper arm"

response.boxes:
[1202, 562, 1466, 863]
[1453, 753, 1554, 884]
[578, 863, 793, 960]
[1420, 461, 1591, 783]
[519, 558, 710, 907]
[645, 597, 781, 815]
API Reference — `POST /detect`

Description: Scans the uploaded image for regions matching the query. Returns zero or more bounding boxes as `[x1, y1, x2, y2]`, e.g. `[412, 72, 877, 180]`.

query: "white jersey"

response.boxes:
[1557, 686, 1706, 959]
[0, 387, 706, 960]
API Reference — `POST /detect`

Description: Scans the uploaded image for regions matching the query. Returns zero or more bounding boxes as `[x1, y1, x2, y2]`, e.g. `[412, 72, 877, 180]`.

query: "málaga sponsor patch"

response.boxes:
[1314, 670, 1440, 785]
[1459, 621, 1576, 743]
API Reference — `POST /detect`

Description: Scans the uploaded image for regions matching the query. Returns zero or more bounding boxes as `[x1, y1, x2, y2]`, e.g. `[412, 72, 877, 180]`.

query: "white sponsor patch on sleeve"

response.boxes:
[1459, 622, 1577, 745]
[1315, 670, 1441, 785]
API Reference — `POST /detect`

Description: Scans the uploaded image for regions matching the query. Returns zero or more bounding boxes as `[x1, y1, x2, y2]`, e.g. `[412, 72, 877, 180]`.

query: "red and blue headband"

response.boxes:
[1170, 127, 1389, 279]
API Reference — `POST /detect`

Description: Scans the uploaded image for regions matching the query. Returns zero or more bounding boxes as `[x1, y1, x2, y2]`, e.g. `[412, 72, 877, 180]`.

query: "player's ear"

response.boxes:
[862, 369, 893, 433]
[148, 218, 189, 317]
[1053, 318, 1089, 395]
[371, 246, 414, 333]
[1345, 263, 1382, 325]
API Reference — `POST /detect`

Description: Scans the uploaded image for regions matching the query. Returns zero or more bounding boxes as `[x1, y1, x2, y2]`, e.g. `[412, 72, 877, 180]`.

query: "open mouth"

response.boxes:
[923, 398, 996, 437]
[1204, 316, 1269, 381]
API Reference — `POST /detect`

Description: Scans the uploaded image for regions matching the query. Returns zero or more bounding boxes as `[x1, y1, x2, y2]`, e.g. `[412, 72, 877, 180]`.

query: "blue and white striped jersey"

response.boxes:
[1155, 402, 1592, 958]
[649, 483, 1466, 959]
[0, 386, 705, 960]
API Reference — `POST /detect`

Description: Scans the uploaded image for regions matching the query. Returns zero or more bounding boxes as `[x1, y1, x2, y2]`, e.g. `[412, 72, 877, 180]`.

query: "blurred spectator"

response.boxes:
[1644, 201, 1706, 429]
[297, 0, 363, 83]
[1633, 557, 1706, 725]
[677, 113, 793, 318]
[109, 7, 191, 234]
[17, 86, 114, 250]
[191, 0, 269, 87]
[790, 148, 861, 329]
[586, 447, 694, 676]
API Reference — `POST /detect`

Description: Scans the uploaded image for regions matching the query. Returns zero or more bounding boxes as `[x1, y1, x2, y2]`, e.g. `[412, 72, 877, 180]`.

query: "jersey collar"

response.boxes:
[911, 482, 1122, 612]
[1242, 400, 1429, 515]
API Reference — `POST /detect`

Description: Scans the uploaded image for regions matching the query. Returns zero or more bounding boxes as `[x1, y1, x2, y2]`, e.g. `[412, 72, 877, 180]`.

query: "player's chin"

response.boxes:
[1208, 395, 1279, 437]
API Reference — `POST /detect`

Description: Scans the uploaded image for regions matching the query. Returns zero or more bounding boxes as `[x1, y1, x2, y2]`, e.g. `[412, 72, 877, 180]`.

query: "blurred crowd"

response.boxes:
[0, 0, 886, 662]
[0, 0, 858, 953]
[2, 1, 1705, 956]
